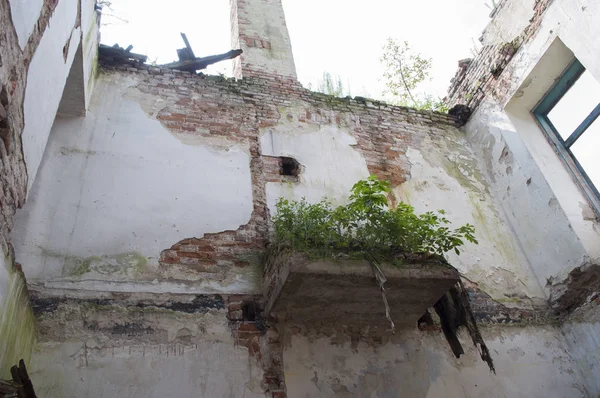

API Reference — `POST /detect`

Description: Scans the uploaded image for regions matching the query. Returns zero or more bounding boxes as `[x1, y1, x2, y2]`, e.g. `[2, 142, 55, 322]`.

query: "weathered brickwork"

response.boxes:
[445, 0, 553, 111]
[230, 0, 297, 79]
[98, 56, 460, 281]
[227, 295, 286, 397]
[93, 56, 465, 397]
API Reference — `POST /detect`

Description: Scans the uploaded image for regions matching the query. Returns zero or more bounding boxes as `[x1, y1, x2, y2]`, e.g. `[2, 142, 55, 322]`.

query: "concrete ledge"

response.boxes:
[263, 250, 460, 330]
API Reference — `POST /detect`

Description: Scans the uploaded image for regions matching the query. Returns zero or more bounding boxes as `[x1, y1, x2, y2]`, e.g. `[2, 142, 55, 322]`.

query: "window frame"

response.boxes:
[532, 58, 600, 217]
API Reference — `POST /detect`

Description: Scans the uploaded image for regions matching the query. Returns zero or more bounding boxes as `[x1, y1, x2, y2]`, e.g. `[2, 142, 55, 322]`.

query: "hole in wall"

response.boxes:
[241, 301, 258, 322]
[280, 156, 300, 177]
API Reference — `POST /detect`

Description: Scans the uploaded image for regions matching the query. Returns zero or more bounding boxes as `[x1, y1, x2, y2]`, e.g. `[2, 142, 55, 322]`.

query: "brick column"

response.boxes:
[230, 0, 297, 80]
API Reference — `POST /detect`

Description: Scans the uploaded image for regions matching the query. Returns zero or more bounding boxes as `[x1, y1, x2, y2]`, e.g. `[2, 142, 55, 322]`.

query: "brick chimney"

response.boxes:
[230, 0, 297, 80]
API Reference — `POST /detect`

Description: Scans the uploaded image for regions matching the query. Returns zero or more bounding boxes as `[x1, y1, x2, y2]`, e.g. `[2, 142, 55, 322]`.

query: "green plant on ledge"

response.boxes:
[272, 175, 478, 334]
[273, 175, 477, 261]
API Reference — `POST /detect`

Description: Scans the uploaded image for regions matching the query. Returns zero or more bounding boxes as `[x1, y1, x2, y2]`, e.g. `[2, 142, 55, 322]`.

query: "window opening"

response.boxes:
[533, 59, 600, 215]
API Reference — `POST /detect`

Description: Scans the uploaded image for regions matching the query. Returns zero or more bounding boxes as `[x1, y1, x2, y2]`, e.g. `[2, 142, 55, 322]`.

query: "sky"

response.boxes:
[99, 0, 492, 101]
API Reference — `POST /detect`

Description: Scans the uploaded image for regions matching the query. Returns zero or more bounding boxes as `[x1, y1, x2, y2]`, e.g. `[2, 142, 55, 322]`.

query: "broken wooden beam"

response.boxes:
[178, 33, 196, 61]
[98, 44, 147, 63]
[8, 359, 37, 398]
[160, 49, 243, 73]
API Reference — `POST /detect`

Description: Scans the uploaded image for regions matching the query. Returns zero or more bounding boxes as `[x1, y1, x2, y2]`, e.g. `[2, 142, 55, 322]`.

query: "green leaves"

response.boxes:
[380, 39, 448, 112]
[272, 176, 478, 260]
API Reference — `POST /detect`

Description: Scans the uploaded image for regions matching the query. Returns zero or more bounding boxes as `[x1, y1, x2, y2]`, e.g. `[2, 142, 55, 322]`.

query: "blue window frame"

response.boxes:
[533, 59, 600, 217]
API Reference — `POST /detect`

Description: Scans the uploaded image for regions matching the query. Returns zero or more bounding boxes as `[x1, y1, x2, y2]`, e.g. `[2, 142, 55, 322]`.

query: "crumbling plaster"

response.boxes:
[454, 0, 600, 394]
[8, 0, 600, 395]
[394, 141, 545, 303]
[260, 109, 370, 209]
[282, 326, 588, 398]
[8, 0, 44, 49]
[14, 72, 255, 289]
[256, 95, 544, 304]
[30, 304, 265, 398]
[460, 0, 600, 291]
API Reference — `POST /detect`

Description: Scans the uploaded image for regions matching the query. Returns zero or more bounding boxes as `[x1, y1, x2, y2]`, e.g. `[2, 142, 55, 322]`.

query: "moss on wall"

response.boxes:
[38, 247, 148, 278]
[0, 266, 36, 379]
[67, 252, 148, 277]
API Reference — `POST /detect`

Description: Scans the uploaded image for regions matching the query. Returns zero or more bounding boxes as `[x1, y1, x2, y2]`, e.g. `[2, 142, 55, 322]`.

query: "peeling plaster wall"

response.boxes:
[283, 326, 588, 398]
[29, 303, 266, 398]
[14, 72, 254, 291]
[452, 0, 600, 393]
[32, 342, 264, 398]
[466, 102, 589, 290]
[260, 120, 370, 209]
[21, 0, 81, 192]
[16, 0, 600, 388]
[15, 56, 550, 306]
[457, 0, 600, 288]
[394, 136, 545, 303]
[562, 321, 600, 396]
[260, 104, 546, 302]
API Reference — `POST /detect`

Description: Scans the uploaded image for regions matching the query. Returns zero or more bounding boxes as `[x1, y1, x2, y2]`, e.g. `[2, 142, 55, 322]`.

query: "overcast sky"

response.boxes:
[99, 0, 492, 101]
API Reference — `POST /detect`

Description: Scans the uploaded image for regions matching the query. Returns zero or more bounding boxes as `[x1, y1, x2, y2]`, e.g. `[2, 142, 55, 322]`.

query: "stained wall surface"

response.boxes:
[283, 327, 588, 398]
[4, 0, 600, 395]
[0, 0, 96, 377]
[446, 0, 600, 395]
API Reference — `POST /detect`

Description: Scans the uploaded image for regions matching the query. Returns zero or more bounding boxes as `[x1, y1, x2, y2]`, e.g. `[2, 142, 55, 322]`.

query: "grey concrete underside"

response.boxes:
[267, 256, 460, 329]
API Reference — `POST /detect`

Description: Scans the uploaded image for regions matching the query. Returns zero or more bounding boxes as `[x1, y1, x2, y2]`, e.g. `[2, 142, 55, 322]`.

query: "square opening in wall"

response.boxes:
[280, 157, 300, 177]
[241, 301, 258, 322]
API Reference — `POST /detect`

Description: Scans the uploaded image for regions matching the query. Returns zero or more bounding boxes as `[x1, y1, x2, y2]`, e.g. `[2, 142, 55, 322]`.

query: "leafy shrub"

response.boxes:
[273, 176, 477, 259]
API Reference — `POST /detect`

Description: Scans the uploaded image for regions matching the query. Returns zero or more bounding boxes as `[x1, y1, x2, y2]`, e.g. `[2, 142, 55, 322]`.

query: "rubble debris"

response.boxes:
[98, 43, 147, 63]
[550, 262, 600, 316]
[434, 280, 496, 373]
[160, 33, 242, 73]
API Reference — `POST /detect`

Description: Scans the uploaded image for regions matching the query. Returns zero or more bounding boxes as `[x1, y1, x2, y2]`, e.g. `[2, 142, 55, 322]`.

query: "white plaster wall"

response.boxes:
[562, 321, 600, 396]
[466, 102, 590, 289]
[31, 342, 265, 398]
[261, 105, 544, 302]
[464, 0, 600, 287]
[22, 0, 81, 192]
[284, 326, 589, 398]
[260, 118, 370, 211]
[480, 0, 535, 45]
[8, 0, 43, 49]
[13, 73, 254, 283]
[395, 137, 545, 302]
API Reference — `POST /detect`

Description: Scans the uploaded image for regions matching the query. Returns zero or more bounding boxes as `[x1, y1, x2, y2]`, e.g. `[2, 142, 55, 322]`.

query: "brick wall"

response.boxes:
[98, 56, 460, 282]
[445, 0, 553, 111]
[230, 0, 297, 79]
[95, 58, 465, 397]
